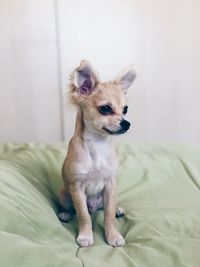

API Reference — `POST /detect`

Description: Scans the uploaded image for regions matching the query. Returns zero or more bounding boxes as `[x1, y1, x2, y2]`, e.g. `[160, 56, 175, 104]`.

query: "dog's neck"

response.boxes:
[74, 107, 111, 144]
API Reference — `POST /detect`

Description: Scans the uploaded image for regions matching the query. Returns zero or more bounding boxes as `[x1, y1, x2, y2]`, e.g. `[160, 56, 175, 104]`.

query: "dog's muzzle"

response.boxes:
[103, 119, 131, 135]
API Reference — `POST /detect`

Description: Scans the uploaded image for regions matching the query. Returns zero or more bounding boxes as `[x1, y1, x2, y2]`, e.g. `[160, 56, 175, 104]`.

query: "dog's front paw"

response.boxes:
[76, 234, 94, 247]
[105, 228, 126, 247]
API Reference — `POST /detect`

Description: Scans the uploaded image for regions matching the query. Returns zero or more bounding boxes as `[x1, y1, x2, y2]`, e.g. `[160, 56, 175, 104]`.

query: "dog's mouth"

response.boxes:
[102, 127, 128, 135]
[102, 120, 131, 135]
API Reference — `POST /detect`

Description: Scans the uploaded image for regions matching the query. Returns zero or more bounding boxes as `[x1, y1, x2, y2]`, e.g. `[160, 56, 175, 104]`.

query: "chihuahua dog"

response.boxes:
[58, 60, 136, 247]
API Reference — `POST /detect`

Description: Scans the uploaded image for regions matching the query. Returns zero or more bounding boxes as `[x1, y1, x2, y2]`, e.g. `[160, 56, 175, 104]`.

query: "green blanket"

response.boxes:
[0, 143, 200, 267]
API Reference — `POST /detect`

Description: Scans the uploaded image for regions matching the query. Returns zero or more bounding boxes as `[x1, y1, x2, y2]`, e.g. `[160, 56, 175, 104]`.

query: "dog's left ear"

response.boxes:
[114, 65, 136, 94]
[73, 60, 100, 95]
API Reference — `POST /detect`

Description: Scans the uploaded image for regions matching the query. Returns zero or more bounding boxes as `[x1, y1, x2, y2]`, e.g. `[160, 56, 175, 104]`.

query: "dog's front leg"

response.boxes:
[103, 181, 125, 247]
[70, 184, 93, 247]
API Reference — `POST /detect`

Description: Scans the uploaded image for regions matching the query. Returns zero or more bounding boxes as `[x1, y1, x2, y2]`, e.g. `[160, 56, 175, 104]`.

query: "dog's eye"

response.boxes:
[123, 105, 128, 114]
[98, 105, 113, 115]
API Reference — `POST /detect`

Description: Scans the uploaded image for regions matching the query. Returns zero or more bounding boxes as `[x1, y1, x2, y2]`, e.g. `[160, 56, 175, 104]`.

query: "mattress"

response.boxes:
[0, 143, 200, 267]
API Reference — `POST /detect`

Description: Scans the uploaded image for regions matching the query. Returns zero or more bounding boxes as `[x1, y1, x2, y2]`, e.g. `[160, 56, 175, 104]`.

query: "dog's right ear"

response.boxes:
[72, 60, 99, 95]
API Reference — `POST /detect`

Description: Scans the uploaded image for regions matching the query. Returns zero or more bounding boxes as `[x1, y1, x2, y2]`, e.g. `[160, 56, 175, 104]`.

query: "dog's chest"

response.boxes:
[88, 140, 115, 171]
[84, 140, 116, 196]
[90, 142, 108, 169]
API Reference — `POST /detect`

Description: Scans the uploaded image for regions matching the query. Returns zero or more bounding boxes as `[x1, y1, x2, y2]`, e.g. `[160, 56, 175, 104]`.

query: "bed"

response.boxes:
[0, 143, 200, 267]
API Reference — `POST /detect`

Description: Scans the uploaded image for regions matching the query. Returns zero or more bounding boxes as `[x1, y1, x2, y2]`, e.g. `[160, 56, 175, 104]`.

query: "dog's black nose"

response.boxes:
[120, 119, 131, 131]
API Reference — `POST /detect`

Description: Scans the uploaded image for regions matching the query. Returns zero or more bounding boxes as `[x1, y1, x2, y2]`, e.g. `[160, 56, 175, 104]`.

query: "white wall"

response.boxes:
[0, 0, 200, 145]
[0, 0, 62, 142]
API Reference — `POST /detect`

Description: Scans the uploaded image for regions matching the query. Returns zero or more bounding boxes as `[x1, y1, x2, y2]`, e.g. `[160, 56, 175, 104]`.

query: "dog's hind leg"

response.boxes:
[58, 187, 74, 222]
[116, 206, 125, 218]
[58, 211, 73, 222]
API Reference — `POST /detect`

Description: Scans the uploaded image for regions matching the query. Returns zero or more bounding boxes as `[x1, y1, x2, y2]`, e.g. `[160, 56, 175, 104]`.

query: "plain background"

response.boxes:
[0, 0, 200, 146]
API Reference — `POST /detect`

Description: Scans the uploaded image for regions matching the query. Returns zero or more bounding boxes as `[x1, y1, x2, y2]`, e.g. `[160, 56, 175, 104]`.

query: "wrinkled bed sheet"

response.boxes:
[0, 143, 200, 267]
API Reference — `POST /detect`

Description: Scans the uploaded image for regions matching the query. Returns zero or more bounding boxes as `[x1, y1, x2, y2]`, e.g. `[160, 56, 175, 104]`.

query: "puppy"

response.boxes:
[58, 60, 136, 247]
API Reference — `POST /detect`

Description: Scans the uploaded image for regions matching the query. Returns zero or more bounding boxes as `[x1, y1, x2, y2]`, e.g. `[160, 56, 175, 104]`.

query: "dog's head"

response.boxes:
[69, 60, 136, 136]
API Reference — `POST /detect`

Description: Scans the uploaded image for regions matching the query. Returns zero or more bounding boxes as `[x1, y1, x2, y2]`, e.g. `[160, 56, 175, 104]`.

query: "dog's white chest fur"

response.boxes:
[83, 137, 117, 196]
[88, 139, 109, 169]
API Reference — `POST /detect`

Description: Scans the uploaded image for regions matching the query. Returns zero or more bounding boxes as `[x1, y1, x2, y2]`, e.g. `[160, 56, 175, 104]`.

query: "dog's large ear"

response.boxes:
[114, 65, 136, 94]
[72, 60, 99, 95]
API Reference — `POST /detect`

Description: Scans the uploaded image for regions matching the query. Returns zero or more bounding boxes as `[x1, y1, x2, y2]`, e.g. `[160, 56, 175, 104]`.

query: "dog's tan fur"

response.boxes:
[58, 60, 136, 247]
